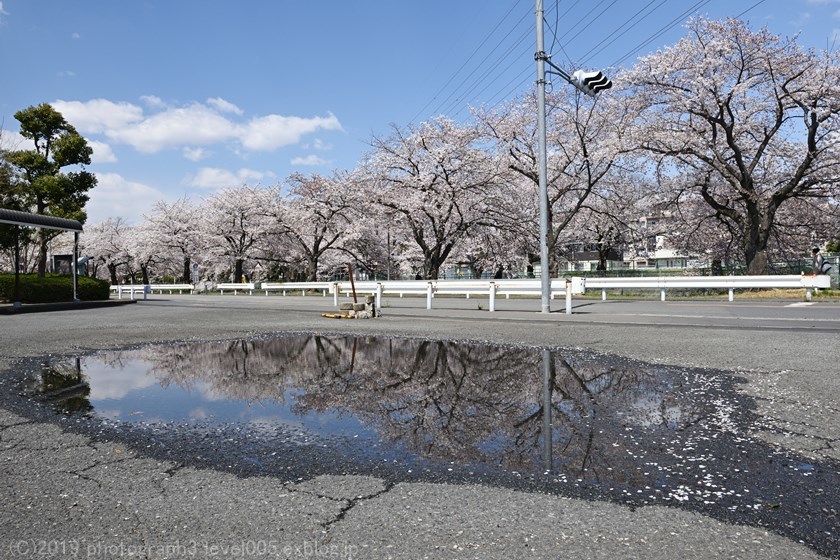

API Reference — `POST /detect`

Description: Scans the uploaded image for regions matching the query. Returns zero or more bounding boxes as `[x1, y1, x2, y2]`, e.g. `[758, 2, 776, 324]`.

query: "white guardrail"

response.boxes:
[583, 274, 831, 302]
[248, 274, 830, 314]
[110, 284, 194, 298]
[113, 274, 830, 313]
[109, 285, 150, 300]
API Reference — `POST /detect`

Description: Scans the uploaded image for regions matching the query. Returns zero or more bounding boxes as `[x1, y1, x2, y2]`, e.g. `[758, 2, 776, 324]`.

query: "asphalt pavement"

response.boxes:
[1, 293, 838, 559]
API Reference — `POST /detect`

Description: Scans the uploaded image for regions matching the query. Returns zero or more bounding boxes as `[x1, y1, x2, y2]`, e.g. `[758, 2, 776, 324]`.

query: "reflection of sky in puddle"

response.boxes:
[36, 352, 369, 437]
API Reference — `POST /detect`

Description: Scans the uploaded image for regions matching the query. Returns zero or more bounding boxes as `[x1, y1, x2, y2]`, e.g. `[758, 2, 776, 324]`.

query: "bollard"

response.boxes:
[376, 283, 383, 309]
[728, 288, 734, 302]
[565, 278, 572, 315]
[489, 282, 496, 312]
[426, 282, 433, 310]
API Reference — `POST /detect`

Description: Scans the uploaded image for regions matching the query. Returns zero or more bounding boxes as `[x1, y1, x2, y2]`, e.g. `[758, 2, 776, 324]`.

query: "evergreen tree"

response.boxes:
[4, 103, 96, 276]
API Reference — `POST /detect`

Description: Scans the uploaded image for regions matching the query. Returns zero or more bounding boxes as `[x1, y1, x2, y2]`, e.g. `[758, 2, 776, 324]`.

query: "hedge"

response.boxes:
[0, 274, 110, 303]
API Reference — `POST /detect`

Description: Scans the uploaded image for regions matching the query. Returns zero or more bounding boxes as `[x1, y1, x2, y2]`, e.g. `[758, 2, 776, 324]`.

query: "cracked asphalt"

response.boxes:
[1, 294, 838, 559]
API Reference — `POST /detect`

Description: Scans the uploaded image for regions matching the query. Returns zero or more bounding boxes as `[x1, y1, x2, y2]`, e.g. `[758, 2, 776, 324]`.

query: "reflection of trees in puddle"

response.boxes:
[77, 335, 708, 483]
[292, 338, 707, 484]
[32, 357, 93, 414]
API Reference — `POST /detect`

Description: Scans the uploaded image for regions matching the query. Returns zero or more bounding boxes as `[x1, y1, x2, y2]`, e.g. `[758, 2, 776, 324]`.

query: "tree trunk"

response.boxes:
[13, 226, 21, 303]
[37, 228, 48, 278]
[182, 256, 191, 283]
[234, 259, 245, 283]
[107, 263, 118, 285]
[140, 264, 150, 285]
[305, 257, 319, 282]
[426, 262, 440, 280]
[744, 206, 773, 275]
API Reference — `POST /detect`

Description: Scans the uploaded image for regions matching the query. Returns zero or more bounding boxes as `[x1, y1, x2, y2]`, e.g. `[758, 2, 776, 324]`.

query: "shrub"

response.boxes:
[0, 274, 110, 303]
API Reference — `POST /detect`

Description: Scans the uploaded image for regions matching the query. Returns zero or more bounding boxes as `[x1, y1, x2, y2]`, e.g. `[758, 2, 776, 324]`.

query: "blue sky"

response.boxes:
[2, 0, 839, 224]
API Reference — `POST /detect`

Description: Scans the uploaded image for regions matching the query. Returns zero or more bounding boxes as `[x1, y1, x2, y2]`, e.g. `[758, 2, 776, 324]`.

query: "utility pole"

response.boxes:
[534, 0, 612, 314]
[535, 0, 551, 313]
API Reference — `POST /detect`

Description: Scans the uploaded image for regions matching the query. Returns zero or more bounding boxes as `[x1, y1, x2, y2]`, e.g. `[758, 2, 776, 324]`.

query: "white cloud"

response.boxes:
[71, 32, 81, 39]
[207, 97, 243, 115]
[0, 2, 8, 23]
[87, 173, 166, 224]
[312, 138, 332, 151]
[140, 95, 166, 109]
[185, 167, 275, 189]
[240, 112, 343, 151]
[106, 103, 234, 153]
[291, 154, 328, 166]
[87, 140, 117, 163]
[84, 359, 158, 400]
[183, 146, 208, 161]
[0, 129, 33, 151]
[57, 70, 76, 78]
[52, 98, 143, 134]
[50, 97, 342, 155]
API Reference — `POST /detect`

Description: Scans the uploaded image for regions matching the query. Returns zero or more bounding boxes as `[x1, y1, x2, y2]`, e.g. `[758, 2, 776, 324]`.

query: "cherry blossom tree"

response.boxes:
[626, 18, 840, 274]
[361, 117, 502, 279]
[475, 84, 635, 276]
[200, 185, 273, 283]
[268, 172, 359, 281]
[143, 198, 203, 282]
[81, 217, 133, 284]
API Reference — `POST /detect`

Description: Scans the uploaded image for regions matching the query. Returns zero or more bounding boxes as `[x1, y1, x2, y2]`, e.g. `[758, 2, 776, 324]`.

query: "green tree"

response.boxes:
[4, 103, 96, 276]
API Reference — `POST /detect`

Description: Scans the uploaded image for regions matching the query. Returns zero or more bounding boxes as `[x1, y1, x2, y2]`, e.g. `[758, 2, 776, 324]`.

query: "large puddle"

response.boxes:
[24, 335, 745, 483]
[10, 334, 840, 557]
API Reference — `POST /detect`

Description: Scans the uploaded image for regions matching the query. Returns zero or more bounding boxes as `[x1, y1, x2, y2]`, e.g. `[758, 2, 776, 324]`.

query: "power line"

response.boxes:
[578, 0, 668, 66]
[431, 7, 534, 118]
[608, 0, 713, 68]
[481, 0, 683, 115]
[439, 16, 537, 117]
[734, 0, 768, 19]
[444, 0, 617, 120]
[415, 0, 770, 127]
[408, 1, 527, 124]
[559, 0, 621, 47]
[548, 0, 579, 66]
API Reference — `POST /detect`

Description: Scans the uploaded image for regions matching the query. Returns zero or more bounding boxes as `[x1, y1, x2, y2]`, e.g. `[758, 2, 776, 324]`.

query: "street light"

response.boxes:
[534, 0, 612, 313]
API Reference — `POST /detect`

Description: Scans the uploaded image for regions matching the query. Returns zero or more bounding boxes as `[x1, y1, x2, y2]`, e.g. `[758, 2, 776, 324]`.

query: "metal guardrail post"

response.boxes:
[565, 278, 572, 315]
[426, 282, 433, 310]
[376, 283, 383, 309]
[333, 283, 339, 307]
[489, 282, 496, 312]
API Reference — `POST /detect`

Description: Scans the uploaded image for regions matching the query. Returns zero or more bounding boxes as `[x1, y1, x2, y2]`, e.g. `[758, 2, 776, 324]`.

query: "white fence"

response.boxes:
[583, 274, 831, 302]
[247, 274, 830, 313]
[109, 285, 150, 300]
[112, 274, 831, 312]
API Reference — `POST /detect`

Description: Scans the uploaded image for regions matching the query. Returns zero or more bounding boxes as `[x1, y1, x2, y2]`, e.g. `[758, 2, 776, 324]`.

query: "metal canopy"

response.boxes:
[0, 208, 83, 232]
[1, 207, 84, 307]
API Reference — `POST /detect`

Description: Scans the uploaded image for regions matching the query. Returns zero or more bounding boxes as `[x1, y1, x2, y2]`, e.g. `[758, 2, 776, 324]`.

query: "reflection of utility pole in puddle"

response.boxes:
[542, 349, 554, 472]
